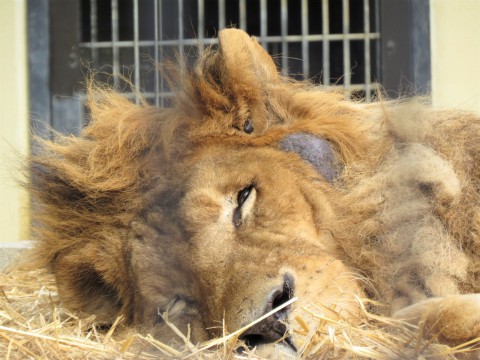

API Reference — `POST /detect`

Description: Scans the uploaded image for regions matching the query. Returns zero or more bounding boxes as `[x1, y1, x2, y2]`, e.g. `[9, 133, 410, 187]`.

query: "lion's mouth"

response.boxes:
[238, 273, 297, 352]
[240, 332, 297, 352]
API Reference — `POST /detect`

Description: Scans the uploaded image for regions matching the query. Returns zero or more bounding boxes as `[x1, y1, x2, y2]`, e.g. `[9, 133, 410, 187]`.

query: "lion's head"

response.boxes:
[29, 29, 374, 355]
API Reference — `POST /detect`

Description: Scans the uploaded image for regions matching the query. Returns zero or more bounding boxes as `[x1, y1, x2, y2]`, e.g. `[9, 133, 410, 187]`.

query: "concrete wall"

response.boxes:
[430, 0, 480, 113]
[0, 0, 30, 243]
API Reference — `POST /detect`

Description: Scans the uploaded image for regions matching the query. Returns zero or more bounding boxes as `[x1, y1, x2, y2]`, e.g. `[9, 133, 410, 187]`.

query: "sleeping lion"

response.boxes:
[28, 29, 480, 358]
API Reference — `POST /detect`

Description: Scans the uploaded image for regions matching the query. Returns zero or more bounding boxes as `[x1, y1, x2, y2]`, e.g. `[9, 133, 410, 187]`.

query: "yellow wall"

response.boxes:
[0, 0, 30, 242]
[430, 0, 480, 113]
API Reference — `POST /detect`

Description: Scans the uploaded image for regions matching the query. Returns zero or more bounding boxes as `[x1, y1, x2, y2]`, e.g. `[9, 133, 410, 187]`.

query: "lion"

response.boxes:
[27, 29, 480, 358]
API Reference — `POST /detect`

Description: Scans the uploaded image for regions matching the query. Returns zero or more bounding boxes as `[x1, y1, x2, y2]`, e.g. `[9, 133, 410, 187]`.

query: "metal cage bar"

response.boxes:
[342, 0, 351, 91]
[178, 0, 184, 58]
[218, 0, 225, 31]
[364, 0, 371, 100]
[280, 0, 288, 76]
[79, 33, 380, 48]
[111, 0, 120, 89]
[239, 0, 246, 31]
[198, 0, 205, 57]
[260, 0, 267, 48]
[301, 0, 309, 79]
[89, 0, 98, 65]
[133, 0, 140, 103]
[154, 0, 160, 106]
[198, 0, 204, 38]
[322, 0, 330, 85]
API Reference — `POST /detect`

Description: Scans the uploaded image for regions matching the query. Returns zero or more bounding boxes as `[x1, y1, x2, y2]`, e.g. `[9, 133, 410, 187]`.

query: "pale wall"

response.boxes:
[430, 0, 480, 113]
[0, 0, 30, 242]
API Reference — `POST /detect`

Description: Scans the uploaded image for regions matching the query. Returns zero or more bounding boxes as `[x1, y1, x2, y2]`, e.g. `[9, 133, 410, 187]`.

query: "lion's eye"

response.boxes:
[234, 184, 256, 228]
[237, 185, 254, 207]
[243, 119, 254, 134]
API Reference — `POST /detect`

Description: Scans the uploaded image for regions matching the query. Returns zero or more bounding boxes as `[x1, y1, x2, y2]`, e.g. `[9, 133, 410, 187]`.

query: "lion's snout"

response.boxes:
[239, 273, 296, 350]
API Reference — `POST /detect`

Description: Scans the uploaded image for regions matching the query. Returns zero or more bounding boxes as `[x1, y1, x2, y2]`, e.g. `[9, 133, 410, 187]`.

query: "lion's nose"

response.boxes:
[239, 274, 296, 351]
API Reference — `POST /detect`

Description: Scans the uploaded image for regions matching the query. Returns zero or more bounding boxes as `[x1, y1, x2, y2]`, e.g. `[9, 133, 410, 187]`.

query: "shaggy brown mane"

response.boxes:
[29, 43, 378, 274]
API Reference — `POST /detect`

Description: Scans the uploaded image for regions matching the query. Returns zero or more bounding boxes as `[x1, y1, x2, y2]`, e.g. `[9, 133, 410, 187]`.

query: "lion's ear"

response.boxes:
[279, 133, 340, 183]
[218, 28, 278, 87]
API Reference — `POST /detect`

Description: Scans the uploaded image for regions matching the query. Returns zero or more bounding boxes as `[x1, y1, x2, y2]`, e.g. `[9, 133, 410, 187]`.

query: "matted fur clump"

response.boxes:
[19, 29, 480, 358]
[337, 103, 480, 309]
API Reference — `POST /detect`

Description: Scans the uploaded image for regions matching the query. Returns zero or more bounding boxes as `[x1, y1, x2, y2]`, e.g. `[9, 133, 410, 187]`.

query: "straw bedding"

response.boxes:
[1, 262, 477, 359]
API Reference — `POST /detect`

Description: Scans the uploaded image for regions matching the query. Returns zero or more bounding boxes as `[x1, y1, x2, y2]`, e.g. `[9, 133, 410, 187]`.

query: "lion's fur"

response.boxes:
[28, 29, 480, 355]
[336, 104, 480, 311]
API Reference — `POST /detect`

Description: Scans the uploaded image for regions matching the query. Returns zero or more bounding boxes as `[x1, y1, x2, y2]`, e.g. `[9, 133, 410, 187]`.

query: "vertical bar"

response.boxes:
[133, 0, 140, 103]
[281, 0, 288, 76]
[178, 0, 184, 58]
[90, 0, 98, 65]
[154, 0, 159, 106]
[159, 0, 165, 106]
[239, 0, 246, 30]
[374, 0, 380, 92]
[342, 0, 351, 92]
[218, 0, 225, 30]
[322, 0, 330, 85]
[260, 0, 267, 47]
[198, 0, 204, 54]
[111, 0, 120, 89]
[301, 0, 309, 79]
[198, 0, 204, 39]
[364, 0, 371, 100]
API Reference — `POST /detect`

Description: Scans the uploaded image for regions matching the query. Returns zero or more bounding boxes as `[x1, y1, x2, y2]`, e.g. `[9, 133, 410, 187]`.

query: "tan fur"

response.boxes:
[28, 29, 480, 354]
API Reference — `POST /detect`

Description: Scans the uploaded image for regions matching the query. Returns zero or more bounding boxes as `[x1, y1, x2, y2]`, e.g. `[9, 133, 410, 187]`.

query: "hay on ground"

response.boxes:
[0, 265, 478, 359]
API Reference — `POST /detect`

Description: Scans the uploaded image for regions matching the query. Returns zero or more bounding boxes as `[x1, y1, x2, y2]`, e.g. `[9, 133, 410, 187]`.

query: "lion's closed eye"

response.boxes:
[233, 184, 256, 227]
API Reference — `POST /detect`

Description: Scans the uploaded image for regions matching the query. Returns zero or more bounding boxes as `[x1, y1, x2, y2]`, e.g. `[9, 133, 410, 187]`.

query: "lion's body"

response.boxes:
[336, 104, 480, 310]
[28, 29, 480, 356]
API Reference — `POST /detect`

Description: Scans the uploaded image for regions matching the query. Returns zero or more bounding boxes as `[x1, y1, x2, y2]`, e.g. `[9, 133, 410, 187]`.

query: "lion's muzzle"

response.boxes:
[239, 273, 296, 351]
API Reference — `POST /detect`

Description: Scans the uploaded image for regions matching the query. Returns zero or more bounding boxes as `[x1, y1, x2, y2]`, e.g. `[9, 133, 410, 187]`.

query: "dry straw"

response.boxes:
[0, 265, 478, 359]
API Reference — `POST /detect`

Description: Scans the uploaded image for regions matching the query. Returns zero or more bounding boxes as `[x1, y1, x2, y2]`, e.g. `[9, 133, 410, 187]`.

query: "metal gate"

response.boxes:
[28, 0, 431, 137]
[79, 0, 380, 106]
